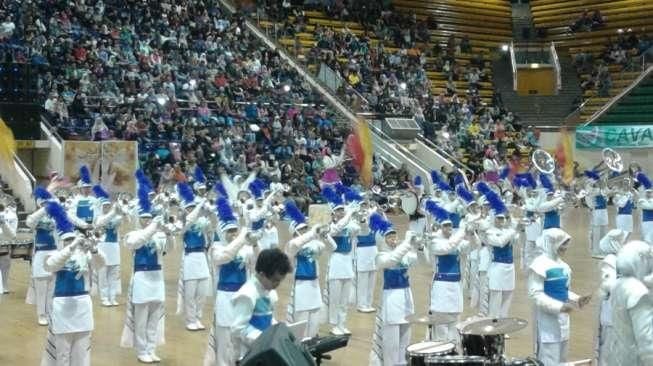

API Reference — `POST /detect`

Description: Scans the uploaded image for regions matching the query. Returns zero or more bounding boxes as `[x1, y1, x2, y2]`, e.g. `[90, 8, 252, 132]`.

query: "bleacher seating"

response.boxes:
[593, 76, 653, 124]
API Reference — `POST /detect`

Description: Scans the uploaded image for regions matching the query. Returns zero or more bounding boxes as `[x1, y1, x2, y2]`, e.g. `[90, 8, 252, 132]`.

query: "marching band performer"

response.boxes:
[535, 174, 565, 232]
[69, 166, 97, 226]
[231, 248, 292, 357]
[483, 150, 501, 184]
[285, 201, 334, 338]
[369, 213, 418, 366]
[596, 228, 628, 365]
[41, 201, 106, 366]
[516, 173, 543, 270]
[614, 179, 635, 233]
[176, 182, 211, 331]
[635, 172, 653, 243]
[93, 185, 124, 307]
[529, 228, 590, 366]
[0, 195, 17, 293]
[584, 171, 610, 257]
[26, 187, 58, 325]
[244, 179, 279, 248]
[355, 199, 378, 313]
[606, 241, 653, 366]
[468, 195, 492, 316]
[120, 188, 167, 364]
[423, 199, 471, 342]
[322, 186, 360, 336]
[205, 197, 256, 366]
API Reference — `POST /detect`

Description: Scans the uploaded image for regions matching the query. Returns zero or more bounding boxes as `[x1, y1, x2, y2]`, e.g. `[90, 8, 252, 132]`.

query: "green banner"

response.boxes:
[576, 125, 653, 149]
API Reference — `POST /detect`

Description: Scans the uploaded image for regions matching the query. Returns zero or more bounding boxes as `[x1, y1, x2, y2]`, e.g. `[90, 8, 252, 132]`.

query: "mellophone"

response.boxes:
[404, 316, 541, 366]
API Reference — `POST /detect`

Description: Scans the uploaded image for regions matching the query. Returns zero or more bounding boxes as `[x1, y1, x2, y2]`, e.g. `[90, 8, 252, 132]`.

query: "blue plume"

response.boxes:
[637, 172, 652, 189]
[540, 174, 554, 192]
[414, 175, 422, 186]
[135, 169, 153, 191]
[516, 172, 537, 189]
[92, 185, 110, 200]
[284, 201, 306, 225]
[216, 196, 236, 223]
[249, 179, 265, 199]
[456, 184, 474, 204]
[430, 170, 442, 184]
[334, 182, 348, 197]
[177, 182, 196, 204]
[486, 190, 507, 215]
[137, 186, 151, 214]
[499, 166, 510, 180]
[45, 201, 74, 234]
[214, 182, 228, 197]
[512, 176, 529, 189]
[453, 173, 464, 187]
[425, 200, 449, 221]
[476, 181, 491, 195]
[34, 186, 52, 201]
[438, 180, 452, 192]
[194, 166, 206, 184]
[344, 188, 363, 203]
[369, 213, 392, 234]
[584, 170, 600, 181]
[321, 186, 344, 206]
[79, 165, 92, 184]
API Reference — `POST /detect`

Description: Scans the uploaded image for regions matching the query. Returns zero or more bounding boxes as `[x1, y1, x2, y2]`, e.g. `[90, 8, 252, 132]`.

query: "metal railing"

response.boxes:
[510, 41, 518, 91]
[13, 154, 35, 188]
[551, 42, 562, 93]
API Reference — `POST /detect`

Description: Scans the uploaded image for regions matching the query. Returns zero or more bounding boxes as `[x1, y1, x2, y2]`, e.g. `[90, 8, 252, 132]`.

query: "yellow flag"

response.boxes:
[0, 118, 16, 164]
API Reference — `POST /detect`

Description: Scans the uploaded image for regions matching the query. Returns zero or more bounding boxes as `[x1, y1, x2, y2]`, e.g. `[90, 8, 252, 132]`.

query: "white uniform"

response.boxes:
[41, 239, 106, 366]
[369, 237, 417, 366]
[523, 195, 543, 270]
[68, 194, 97, 225]
[529, 229, 579, 366]
[586, 187, 609, 256]
[607, 241, 653, 366]
[638, 197, 653, 244]
[614, 191, 634, 233]
[486, 225, 518, 318]
[326, 214, 360, 331]
[25, 207, 57, 322]
[205, 230, 254, 366]
[355, 222, 377, 311]
[94, 207, 123, 304]
[426, 228, 469, 341]
[0, 208, 18, 292]
[597, 254, 616, 366]
[120, 221, 167, 359]
[287, 228, 335, 339]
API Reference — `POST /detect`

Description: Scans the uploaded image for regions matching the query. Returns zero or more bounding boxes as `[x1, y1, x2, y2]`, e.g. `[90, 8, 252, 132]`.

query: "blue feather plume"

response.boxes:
[216, 197, 237, 223]
[46, 201, 74, 234]
[476, 181, 491, 195]
[499, 166, 510, 180]
[516, 172, 537, 189]
[430, 170, 442, 185]
[369, 213, 392, 234]
[485, 190, 507, 215]
[135, 169, 153, 191]
[137, 186, 151, 214]
[512, 176, 529, 189]
[321, 186, 344, 206]
[249, 179, 265, 199]
[194, 166, 206, 184]
[284, 201, 306, 225]
[425, 200, 450, 221]
[177, 182, 196, 204]
[456, 184, 474, 204]
[214, 182, 228, 198]
[637, 172, 652, 189]
[584, 170, 600, 181]
[414, 175, 422, 186]
[453, 173, 464, 187]
[79, 165, 92, 184]
[540, 174, 554, 192]
[438, 180, 452, 192]
[92, 185, 110, 200]
[34, 186, 52, 201]
[344, 187, 363, 203]
[334, 182, 348, 197]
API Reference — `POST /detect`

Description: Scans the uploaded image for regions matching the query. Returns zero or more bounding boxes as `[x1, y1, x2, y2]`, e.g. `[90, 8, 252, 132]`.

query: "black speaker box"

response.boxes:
[240, 323, 316, 366]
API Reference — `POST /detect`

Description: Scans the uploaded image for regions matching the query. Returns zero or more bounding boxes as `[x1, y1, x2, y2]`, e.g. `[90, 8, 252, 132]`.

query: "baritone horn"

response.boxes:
[531, 149, 555, 174]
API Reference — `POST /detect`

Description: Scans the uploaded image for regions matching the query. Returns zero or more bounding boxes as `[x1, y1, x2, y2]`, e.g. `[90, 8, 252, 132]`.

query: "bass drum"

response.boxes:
[503, 357, 543, 365]
[401, 191, 419, 215]
[426, 355, 487, 365]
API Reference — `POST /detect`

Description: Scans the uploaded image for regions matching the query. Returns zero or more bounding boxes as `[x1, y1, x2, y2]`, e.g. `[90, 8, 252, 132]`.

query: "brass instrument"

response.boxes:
[531, 149, 555, 175]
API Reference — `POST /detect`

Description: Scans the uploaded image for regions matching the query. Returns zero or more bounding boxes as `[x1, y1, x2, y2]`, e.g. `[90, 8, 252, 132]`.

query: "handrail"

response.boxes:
[416, 134, 474, 174]
[510, 40, 518, 91]
[582, 65, 653, 127]
[550, 42, 562, 93]
[13, 154, 35, 188]
[40, 113, 64, 142]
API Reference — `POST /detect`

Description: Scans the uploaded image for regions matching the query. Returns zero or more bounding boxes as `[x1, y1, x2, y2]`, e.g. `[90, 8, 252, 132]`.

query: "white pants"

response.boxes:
[215, 325, 238, 366]
[382, 323, 411, 366]
[478, 273, 489, 316]
[328, 279, 352, 328]
[597, 325, 612, 366]
[35, 277, 55, 318]
[293, 308, 321, 339]
[98, 265, 120, 302]
[537, 340, 568, 366]
[356, 271, 376, 309]
[590, 225, 607, 256]
[488, 290, 513, 318]
[184, 279, 208, 326]
[54, 331, 92, 366]
[0, 254, 10, 291]
[431, 314, 459, 343]
[134, 301, 163, 357]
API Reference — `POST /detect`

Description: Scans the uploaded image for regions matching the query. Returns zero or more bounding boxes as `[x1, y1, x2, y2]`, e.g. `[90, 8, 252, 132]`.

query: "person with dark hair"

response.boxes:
[230, 248, 292, 358]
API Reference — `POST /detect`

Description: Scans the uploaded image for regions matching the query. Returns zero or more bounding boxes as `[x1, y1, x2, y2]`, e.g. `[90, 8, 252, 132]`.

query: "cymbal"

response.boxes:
[406, 313, 458, 325]
[459, 317, 528, 335]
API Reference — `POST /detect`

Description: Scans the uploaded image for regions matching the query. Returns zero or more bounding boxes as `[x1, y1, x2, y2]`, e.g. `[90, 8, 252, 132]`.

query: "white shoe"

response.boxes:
[137, 355, 154, 363]
[149, 353, 161, 363]
[341, 327, 352, 335]
[359, 307, 375, 313]
[101, 300, 111, 307]
[110, 300, 119, 306]
[195, 321, 206, 330]
[186, 323, 199, 331]
[38, 317, 49, 326]
[330, 327, 344, 336]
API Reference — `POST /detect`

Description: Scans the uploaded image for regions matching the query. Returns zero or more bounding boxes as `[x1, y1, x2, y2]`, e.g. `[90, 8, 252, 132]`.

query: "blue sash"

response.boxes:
[449, 212, 461, 229]
[183, 229, 206, 253]
[35, 228, 56, 249]
[213, 232, 221, 242]
[251, 219, 265, 231]
[618, 200, 633, 215]
[54, 267, 87, 297]
[217, 259, 247, 292]
[105, 226, 118, 243]
[356, 232, 376, 247]
[435, 254, 461, 282]
[249, 297, 273, 331]
[134, 244, 161, 271]
[76, 200, 94, 223]
[295, 249, 317, 280]
[644, 209, 653, 222]
[383, 267, 410, 289]
[543, 210, 560, 229]
[333, 235, 352, 253]
[595, 195, 607, 210]
[492, 244, 514, 264]
[543, 267, 569, 302]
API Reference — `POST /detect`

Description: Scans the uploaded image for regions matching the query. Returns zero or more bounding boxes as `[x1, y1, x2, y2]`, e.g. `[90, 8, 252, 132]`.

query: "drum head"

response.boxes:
[427, 355, 487, 365]
[407, 341, 456, 355]
[504, 357, 543, 365]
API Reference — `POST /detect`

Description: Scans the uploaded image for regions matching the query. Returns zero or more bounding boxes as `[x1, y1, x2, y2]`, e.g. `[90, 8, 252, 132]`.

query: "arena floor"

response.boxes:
[0, 206, 613, 365]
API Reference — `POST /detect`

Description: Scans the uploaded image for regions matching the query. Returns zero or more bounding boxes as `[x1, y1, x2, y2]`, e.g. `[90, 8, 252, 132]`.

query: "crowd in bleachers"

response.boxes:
[569, 9, 604, 33]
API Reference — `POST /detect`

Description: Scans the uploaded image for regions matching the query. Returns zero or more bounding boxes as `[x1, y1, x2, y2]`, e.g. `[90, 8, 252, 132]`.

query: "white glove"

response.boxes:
[153, 215, 165, 226]
[346, 202, 360, 215]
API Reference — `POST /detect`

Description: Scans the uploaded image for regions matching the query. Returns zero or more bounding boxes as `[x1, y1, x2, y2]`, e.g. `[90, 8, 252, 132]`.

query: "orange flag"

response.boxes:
[555, 128, 574, 185]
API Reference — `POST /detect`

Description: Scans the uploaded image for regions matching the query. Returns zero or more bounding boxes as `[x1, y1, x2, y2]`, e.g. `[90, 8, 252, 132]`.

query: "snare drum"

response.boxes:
[10, 241, 34, 260]
[503, 357, 543, 365]
[460, 334, 505, 362]
[0, 242, 9, 255]
[406, 341, 457, 366]
[426, 355, 487, 365]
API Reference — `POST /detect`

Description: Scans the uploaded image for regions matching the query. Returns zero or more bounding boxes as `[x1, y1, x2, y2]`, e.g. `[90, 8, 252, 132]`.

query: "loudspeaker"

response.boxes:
[240, 323, 316, 366]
